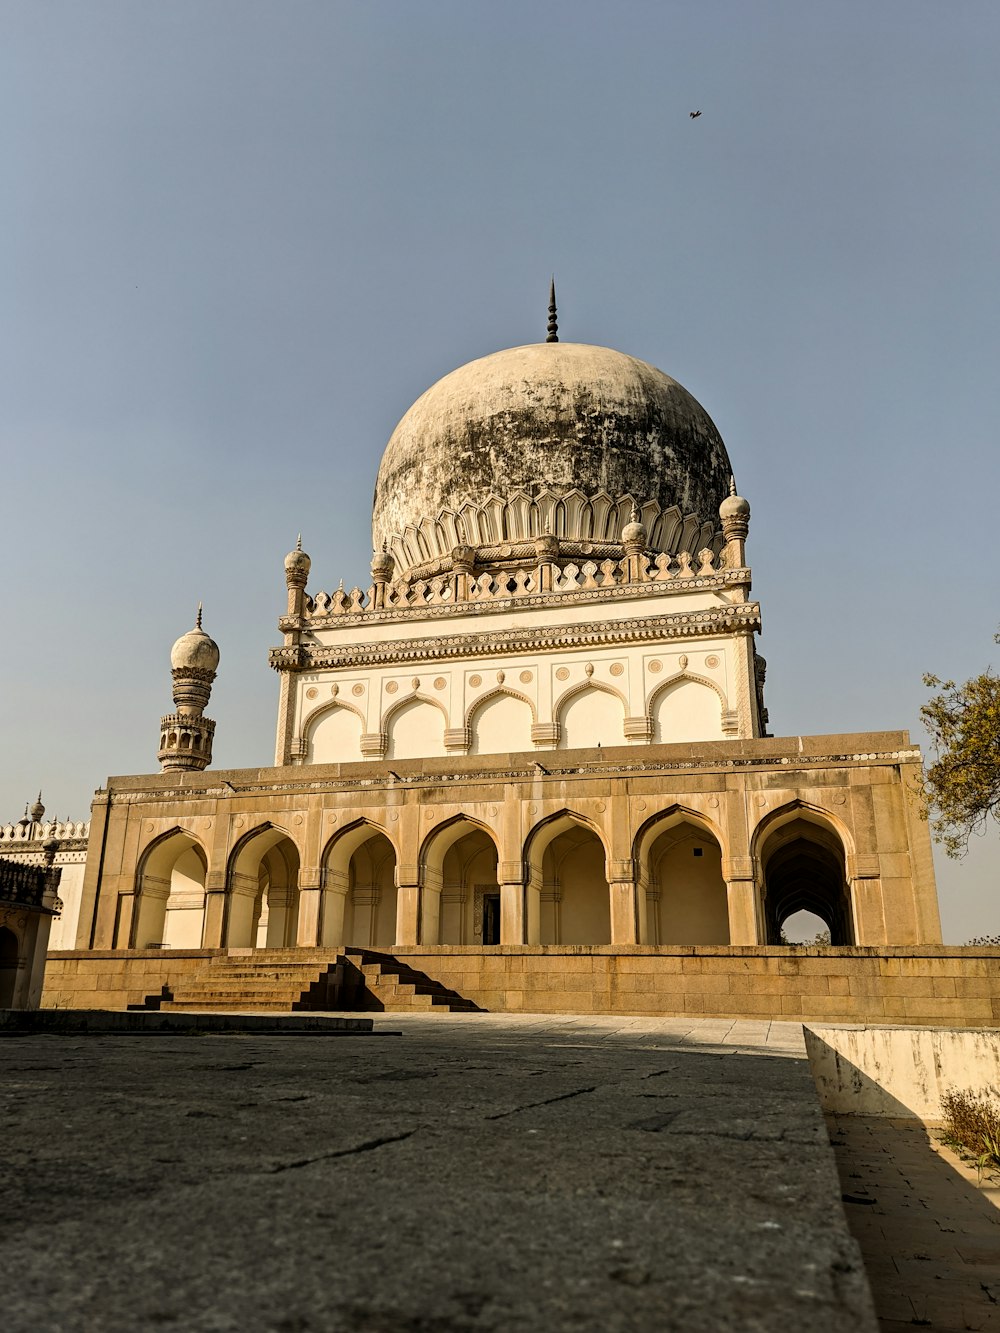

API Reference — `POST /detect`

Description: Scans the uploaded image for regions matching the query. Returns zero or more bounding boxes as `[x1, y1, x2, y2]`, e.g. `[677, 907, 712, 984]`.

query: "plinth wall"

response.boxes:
[42, 946, 1000, 1027]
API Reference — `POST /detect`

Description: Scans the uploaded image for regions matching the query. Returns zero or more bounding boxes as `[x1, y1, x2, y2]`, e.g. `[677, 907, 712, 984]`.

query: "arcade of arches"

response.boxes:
[115, 804, 866, 951]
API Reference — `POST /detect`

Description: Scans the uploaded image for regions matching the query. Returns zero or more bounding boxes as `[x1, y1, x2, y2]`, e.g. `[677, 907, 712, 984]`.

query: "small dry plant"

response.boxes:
[940, 1087, 1000, 1180]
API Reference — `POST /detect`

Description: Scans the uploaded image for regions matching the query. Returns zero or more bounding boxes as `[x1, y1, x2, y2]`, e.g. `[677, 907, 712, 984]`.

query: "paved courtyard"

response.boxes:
[2, 1013, 874, 1332]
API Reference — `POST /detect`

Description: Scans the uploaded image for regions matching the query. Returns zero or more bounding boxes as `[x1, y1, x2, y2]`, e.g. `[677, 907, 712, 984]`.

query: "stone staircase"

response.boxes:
[154, 948, 480, 1014]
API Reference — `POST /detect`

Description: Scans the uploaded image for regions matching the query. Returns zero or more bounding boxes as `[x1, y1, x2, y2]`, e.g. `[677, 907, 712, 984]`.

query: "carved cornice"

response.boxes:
[106, 745, 926, 806]
[280, 566, 752, 633]
[270, 603, 761, 672]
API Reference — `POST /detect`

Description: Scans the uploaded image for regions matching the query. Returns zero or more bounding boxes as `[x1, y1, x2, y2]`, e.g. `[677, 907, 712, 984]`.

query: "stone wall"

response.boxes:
[43, 945, 1000, 1026]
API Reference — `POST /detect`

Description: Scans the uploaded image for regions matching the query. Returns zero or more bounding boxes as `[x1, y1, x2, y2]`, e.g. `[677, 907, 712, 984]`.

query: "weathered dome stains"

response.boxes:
[372, 342, 732, 567]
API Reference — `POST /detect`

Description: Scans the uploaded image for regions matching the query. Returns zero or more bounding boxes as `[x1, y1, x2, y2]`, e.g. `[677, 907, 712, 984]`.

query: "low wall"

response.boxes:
[805, 1024, 1000, 1119]
[43, 945, 1000, 1025]
[42, 950, 222, 1010]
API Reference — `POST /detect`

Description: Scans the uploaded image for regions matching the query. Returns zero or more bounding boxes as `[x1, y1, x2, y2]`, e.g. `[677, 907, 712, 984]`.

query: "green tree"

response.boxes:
[921, 635, 1000, 857]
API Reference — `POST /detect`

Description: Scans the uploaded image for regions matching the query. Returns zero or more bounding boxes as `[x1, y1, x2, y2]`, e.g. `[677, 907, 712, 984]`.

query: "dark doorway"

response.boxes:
[482, 893, 500, 945]
[0, 926, 19, 1008]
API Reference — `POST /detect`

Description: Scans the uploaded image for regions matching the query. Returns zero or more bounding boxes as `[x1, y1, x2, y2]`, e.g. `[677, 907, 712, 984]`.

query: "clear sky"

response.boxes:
[2, 1, 997, 941]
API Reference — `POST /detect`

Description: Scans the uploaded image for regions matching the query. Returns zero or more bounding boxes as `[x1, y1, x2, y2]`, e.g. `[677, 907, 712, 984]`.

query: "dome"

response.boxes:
[372, 341, 732, 573]
[170, 619, 220, 674]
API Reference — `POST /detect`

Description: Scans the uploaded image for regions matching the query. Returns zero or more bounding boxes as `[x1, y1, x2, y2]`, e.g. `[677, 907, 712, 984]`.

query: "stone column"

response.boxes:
[723, 857, 760, 944]
[608, 859, 638, 945]
[848, 855, 886, 945]
[202, 872, 228, 948]
[499, 861, 526, 944]
[295, 867, 323, 947]
[395, 862, 421, 945]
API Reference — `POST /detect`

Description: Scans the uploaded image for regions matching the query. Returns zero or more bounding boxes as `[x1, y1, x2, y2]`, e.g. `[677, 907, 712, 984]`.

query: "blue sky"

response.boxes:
[2, 1, 998, 940]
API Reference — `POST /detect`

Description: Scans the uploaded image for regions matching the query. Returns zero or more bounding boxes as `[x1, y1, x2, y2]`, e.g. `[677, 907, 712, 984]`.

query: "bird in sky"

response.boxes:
[689, 110, 702, 118]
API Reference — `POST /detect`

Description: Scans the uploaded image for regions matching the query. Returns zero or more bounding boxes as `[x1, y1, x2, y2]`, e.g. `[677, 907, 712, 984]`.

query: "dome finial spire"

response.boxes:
[196, 601, 203, 630]
[546, 276, 558, 343]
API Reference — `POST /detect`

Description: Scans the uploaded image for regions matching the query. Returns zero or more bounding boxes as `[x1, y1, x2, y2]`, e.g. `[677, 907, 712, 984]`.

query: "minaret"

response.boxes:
[719, 476, 751, 568]
[157, 606, 220, 772]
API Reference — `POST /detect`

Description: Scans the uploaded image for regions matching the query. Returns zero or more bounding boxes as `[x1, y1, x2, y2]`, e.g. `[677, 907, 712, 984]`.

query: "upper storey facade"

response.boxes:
[269, 335, 764, 767]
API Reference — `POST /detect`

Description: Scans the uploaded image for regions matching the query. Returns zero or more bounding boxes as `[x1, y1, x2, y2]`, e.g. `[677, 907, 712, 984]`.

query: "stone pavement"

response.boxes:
[2, 1013, 874, 1332]
[829, 1116, 1000, 1332]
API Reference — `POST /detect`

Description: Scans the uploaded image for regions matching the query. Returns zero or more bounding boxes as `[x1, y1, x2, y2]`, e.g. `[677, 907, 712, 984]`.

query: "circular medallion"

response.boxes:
[648, 660, 662, 674]
[425, 810, 436, 822]
[636, 800, 646, 812]
[469, 674, 482, 688]
[595, 801, 606, 813]
[555, 667, 570, 681]
[234, 817, 244, 828]
[705, 655, 720, 669]
[305, 686, 318, 700]
[434, 677, 446, 690]
[292, 815, 302, 826]
[519, 670, 533, 684]
[385, 680, 398, 694]
[833, 794, 847, 806]
[609, 662, 624, 677]
[328, 812, 338, 824]
[488, 805, 498, 817]
[146, 822, 155, 833]
[709, 797, 720, 808]
[352, 683, 365, 697]
[202, 819, 212, 829]
[390, 811, 399, 821]
[756, 796, 766, 806]
[528, 803, 538, 814]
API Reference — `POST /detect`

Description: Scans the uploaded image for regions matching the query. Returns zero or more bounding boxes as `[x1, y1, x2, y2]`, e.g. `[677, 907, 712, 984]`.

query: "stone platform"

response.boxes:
[2, 1012, 874, 1331]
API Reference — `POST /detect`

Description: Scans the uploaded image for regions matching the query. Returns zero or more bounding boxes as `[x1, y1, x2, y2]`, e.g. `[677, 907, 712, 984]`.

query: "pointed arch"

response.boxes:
[382, 691, 450, 761]
[646, 671, 728, 744]
[633, 805, 728, 947]
[419, 814, 502, 945]
[646, 670, 727, 717]
[303, 699, 365, 764]
[321, 817, 398, 949]
[523, 809, 611, 946]
[752, 800, 854, 946]
[464, 686, 536, 729]
[133, 827, 210, 950]
[465, 687, 535, 756]
[554, 680, 627, 750]
[225, 822, 302, 949]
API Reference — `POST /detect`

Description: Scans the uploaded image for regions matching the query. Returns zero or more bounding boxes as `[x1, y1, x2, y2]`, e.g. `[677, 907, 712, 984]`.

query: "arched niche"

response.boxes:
[467, 691, 533, 756]
[133, 829, 209, 949]
[420, 816, 500, 944]
[525, 812, 610, 945]
[322, 821, 398, 949]
[306, 704, 363, 763]
[755, 806, 854, 946]
[384, 696, 447, 760]
[649, 676, 726, 743]
[557, 684, 626, 750]
[225, 825, 301, 949]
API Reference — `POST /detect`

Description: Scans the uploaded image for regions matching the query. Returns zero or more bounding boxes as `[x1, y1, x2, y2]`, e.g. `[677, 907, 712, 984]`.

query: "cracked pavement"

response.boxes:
[1, 1013, 875, 1332]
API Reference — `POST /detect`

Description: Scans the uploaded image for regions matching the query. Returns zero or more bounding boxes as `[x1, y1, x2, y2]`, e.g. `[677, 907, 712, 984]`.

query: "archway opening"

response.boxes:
[134, 831, 208, 949]
[226, 828, 301, 949]
[468, 693, 532, 756]
[342, 831, 398, 948]
[780, 909, 831, 945]
[422, 819, 500, 944]
[385, 698, 446, 760]
[759, 816, 852, 946]
[645, 819, 729, 945]
[0, 926, 19, 1007]
[528, 817, 610, 945]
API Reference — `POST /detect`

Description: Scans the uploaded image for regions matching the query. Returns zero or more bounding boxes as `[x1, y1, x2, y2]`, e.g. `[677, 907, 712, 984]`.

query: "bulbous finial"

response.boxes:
[30, 791, 45, 823]
[170, 611, 220, 674]
[621, 499, 647, 553]
[546, 277, 558, 343]
[720, 475, 750, 524]
[284, 535, 311, 588]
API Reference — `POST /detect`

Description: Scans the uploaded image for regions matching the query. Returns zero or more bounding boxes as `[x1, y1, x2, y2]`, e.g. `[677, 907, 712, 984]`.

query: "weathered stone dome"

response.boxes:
[372, 341, 732, 574]
[170, 622, 220, 675]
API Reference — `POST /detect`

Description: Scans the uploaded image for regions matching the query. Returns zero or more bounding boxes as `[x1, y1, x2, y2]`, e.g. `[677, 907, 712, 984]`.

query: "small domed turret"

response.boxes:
[170, 605, 220, 674]
[720, 476, 750, 526]
[159, 605, 218, 774]
[719, 477, 750, 567]
[29, 792, 45, 823]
